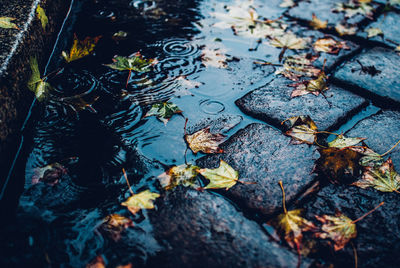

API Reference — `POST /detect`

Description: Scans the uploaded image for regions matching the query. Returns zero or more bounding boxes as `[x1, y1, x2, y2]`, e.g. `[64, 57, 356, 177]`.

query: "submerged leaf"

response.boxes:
[199, 160, 238, 190]
[100, 214, 134, 241]
[315, 212, 356, 251]
[313, 37, 350, 54]
[352, 158, 400, 193]
[328, 134, 366, 149]
[121, 190, 160, 215]
[144, 102, 182, 124]
[201, 47, 228, 68]
[0, 17, 19, 29]
[310, 14, 328, 30]
[36, 5, 48, 30]
[185, 127, 225, 154]
[284, 115, 318, 145]
[62, 35, 101, 63]
[158, 164, 200, 190]
[31, 162, 67, 185]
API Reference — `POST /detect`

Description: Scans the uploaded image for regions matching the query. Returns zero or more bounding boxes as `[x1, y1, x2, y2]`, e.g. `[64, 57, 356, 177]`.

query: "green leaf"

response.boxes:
[62, 35, 101, 63]
[0, 17, 19, 29]
[28, 57, 52, 101]
[199, 160, 238, 190]
[158, 164, 200, 190]
[36, 5, 48, 30]
[144, 102, 182, 124]
[105, 53, 155, 72]
[328, 134, 366, 149]
[121, 190, 160, 215]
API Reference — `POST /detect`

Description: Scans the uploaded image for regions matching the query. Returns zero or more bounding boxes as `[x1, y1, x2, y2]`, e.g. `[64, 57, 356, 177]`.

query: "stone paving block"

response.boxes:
[149, 188, 305, 268]
[196, 123, 319, 216]
[333, 47, 400, 104]
[346, 110, 400, 168]
[303, 184, 400, 268]
[288, 0, 380, 28]
[357, 11, 400, 48]
[236, 77, 368, 131]
[186, 114, 243, 134]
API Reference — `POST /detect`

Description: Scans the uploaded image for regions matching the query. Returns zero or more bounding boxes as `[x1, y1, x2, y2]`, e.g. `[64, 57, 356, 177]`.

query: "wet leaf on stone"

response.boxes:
[314, 212, 357, 251]
[313, 37, 350, 54]
[158, 164, 200, 190]
[36, 5, 48, 30]
[185, 127, 225, 154]
[290, 71, 329, 98]
[284, 115, 318, 145]
[144, 101, 182, 125]
[366, 27, 383, 38]
[333, 0, 374, 20]
[352, 158, 400, 193]
[310, 14, 328, 30]
[121, 190, 160, 215]
[344, 146, 383, 167]
[28, 56, 52, 101]
[335, 23, 357, 36]
[31, 162, 67, 185]
[199, 160, 239, 190]
[100, 214, 134, 241]
[328, 134, 366, 149]
[316, 147, 362, 184]
[275, 54, 320, 81]
[269, 32, 309, 61]
[86, 255, 106, 268]
[271, 181, 317, 255]
[0, 16, 19, 29]
[62, 35, 101, 63]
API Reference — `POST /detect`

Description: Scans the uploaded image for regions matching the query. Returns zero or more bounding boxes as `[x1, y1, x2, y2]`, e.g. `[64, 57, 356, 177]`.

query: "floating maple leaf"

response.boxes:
[316, 147, 362, 184]
[269, 32, 309, 62]
[313, 37, 350, 54]
[290, 71, 329, 98]
[335, 23, 357, 36]
[310, 14, 328, 30]
[121, 190, 160, 215]
[185, 127, 225, 154]
[28, 57, 52, 101]
[105, 52, 156, 87]
[199, 160, 240, 190]
[36, 5, 48, 30]
[284, 115, 318, 145]
[158, 164, 200, 190]
[328, 134, 366, 149]
[276, 54, 320, 81]
[0, 17, 19, 29]
[144, 101, 182, 125]
[365, 27, 383, 38]
[100, 214, 134, 241]
[352, 158, 400, 193]
[315, 202, 384, 251]
[62, 35, 101, 63]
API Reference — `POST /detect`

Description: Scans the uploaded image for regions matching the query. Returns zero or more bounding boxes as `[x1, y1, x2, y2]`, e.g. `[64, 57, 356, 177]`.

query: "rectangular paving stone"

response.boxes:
[196, 123, 319, 217]
[345, 110, 400, 168]
[303, 184, 400, 268]
[149, 188, 307, 267]
[236, 77, 368, 131]
[333, 47, 400, 104]
[357, 11, 400, 48]
[288, 0, 380, 29]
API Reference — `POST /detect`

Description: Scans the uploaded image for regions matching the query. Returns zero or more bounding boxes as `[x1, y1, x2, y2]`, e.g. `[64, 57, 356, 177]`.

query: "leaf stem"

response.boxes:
[380, 138, 400, 157]
[279, 180, 287, 214]
[122, 168, 134, 195]
[351, 242, 358, 268]
[126, 69, 132, 89]
[351, 201, 384, 224]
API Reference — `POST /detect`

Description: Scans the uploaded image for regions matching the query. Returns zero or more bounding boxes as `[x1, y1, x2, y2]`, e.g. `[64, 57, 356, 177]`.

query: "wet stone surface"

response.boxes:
[303, 184, 400, 268]
[236, 78, 368, 131]
[149, 187, 305, 268]
[186, 114, 243, 134]
[197, 123, 319, 216]
[333, 47, 400, 104]
[346, 110, 400, 167]
[357, 11, 400, 48]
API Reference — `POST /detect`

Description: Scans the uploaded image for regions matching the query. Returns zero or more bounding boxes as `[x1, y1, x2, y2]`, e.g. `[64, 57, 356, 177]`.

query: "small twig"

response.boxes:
[380, 138, 400, 157]
[351, 201, 384, 224]
[122, 168, 134, 195]
[279, 180, 287, 214]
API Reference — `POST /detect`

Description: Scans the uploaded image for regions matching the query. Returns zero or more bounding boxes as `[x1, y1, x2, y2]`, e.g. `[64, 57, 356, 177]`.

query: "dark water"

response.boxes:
[0, 0, 381, 267]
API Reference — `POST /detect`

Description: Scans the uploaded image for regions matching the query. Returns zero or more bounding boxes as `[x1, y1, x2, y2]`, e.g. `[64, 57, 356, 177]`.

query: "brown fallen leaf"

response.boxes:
[185, 126, 225, 154]
[158, 164, 200, 190]
[352, 158, 400, 193]
[313, 37, 350, 54]
[315, 147, 362, 184]
[335, 23, 357, 36]
[121, 190, 160, 215]
[275, 53, 320, 81]
[290, 71, 329, 98]
[328, 134, 366, 149]
[284, 115, 318, 145]
[62, 35, 101, 63]
[310, 14, 328, 30]
[86, 255, 106, 268]
[100, 214, 134, 241]
[269, 32, 309, 62]
[32, 162, 67, 185]
[315, 202, 384, 251]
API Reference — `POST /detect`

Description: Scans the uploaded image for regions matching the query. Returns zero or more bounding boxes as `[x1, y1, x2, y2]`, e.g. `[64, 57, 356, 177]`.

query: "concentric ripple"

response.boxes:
[162, 39, 199, 57]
